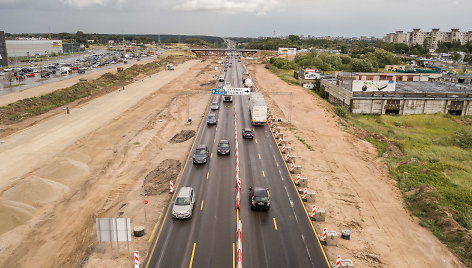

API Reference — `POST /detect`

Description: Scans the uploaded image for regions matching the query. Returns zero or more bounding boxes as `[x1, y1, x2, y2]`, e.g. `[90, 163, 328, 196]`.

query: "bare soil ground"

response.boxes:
[0, 59, 218, 267]
[248, 64, 466, 268]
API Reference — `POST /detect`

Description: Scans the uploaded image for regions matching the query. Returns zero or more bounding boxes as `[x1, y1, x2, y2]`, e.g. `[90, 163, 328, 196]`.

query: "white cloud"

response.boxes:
[60, 0, 129, 8]
[174, 0, 283, 15]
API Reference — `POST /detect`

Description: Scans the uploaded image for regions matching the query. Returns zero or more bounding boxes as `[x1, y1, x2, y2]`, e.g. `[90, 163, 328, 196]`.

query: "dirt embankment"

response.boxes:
[248, 64, 466, 268]
[144, 159, 182, 196]
[0, 58, 218, 268]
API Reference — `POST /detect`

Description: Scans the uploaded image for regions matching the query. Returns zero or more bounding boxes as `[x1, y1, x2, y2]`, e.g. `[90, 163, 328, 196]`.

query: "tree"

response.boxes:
[5, 72, 15, 87]
[452, 52, 461, 63]
[350, 58, 375, 72]
[288, 35, 300, 42]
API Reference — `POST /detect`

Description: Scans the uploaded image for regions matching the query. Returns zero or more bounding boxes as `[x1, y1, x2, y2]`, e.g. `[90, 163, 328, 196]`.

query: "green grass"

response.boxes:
[295, 135, 314, 151]
[267, 65, 299, 85]
[351, 114, 472, 265]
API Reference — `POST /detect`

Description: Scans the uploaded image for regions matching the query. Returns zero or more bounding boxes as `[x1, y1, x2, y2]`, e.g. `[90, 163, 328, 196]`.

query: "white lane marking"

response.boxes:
[301, 234, 314, 265]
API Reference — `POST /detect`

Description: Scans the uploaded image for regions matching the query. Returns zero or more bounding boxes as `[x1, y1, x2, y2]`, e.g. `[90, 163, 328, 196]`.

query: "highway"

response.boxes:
[145, 50, 330, 268]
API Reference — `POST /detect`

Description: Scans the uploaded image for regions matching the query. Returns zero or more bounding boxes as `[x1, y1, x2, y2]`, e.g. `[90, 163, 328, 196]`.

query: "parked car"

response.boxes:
[172, 187, 195, 219]
[249, 187, 270, 211]
[206, 114, 217, 125]
[25, 73, 35, 77]
[217, 140, 230, 155]
[193, 145, 209, 164]
[210, 101, 219, 110]
[242, 128, 254, 139]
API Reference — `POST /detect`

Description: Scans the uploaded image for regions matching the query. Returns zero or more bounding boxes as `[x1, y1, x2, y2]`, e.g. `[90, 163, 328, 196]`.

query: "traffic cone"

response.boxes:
[310, 205, 317, 219]
[302, 188, 308, 201]
[334, 255, 342, 268]
[320, 227, 327, 242]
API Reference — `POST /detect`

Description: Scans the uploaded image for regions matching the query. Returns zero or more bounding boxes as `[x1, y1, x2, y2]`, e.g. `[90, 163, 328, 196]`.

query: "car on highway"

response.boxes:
[223, 95, 233, 102]
[217, 140, 230, 155]
[210, 101, 219, 110]
[225, 81, 231, 86]
[172, 187, 195, 219]
[242, 128, 254, 139]
[206, 114, 217, 125]
[249, 187, 270, 211]
[193, 145, 209, 164]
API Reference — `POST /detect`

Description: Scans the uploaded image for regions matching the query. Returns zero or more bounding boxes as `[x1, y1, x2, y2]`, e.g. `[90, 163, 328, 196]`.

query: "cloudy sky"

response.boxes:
[0, 0, 470, 37]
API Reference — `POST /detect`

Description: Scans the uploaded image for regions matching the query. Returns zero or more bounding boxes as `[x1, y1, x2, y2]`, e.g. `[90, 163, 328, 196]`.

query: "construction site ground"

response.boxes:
[247, 64, 465, 268]
[0, 58, 217, 267]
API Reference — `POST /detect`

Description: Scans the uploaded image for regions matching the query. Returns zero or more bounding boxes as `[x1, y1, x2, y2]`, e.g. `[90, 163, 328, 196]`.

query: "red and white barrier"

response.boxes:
[281, 145, 286, 153]
[289, 161, 295, 173]
[320, 227, 328, 242]
[334, 255, 342, 268]
[310, 205, 317, 218]
[134, 251, 140, 268]
[169, 181, 174, 194]
[294, 174, 301, 185]
[236, 177, 241, 190]
[284, 153, 291, 162]
[236, 220, 243, 268]
[302, 188, 308, 201]
[236, 189, 241, 209]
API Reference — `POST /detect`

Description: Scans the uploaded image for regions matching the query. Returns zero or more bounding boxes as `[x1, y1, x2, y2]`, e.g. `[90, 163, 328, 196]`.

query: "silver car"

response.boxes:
[172, 187, 195, 219]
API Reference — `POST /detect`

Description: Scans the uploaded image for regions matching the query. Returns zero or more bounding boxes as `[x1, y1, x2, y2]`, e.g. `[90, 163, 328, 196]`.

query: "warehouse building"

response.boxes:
[0, 31, 7, 67]
[322, 72, 472, 116]
[5, 39, 63, 57]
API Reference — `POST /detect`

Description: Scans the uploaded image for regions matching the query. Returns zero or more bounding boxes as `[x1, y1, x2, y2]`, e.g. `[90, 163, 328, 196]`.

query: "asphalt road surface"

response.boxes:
[146, 53, 330, 268]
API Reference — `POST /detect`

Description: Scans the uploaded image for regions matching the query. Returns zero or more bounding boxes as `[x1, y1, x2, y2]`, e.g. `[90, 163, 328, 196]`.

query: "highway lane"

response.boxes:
[146, 53, 329, 268]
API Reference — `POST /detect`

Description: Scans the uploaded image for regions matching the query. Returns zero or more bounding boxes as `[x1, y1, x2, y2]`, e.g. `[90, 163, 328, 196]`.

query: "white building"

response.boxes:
[384, 29, 472, 50]
[6, 39, 63, 57]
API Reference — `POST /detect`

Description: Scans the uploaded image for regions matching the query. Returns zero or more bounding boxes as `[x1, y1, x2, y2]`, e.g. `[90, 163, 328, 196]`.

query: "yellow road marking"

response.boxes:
[262, 170, 265, 177]
[273, 218, 278, 230]
[189, 243, 196, 268]
[258, 153, 261, 159]
[200, 200, 204, 210]
[232, 243, 235, 268]
[206, 172, 209, 180]
[236, 209, 239, 223]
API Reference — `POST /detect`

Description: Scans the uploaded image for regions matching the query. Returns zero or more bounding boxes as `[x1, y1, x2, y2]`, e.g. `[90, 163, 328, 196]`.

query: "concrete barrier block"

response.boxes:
[293, 165, 302, 174]
[314, 208, 325, 222]
[306, 191, 316, 203]
[326, 230, 338, 246]
[277, 133, 284, 139]
[277, 139, 285, 146]
[299, 176, 308, 187]
[341, 259, 354, 268]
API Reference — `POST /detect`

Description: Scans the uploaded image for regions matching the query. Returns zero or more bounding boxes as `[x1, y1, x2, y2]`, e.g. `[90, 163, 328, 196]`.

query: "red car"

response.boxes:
[26, 73, 36, 77]
[72, 66, 79, 70]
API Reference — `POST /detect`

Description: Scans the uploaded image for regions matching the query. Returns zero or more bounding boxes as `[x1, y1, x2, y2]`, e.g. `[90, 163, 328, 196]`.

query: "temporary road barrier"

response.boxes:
[134, 251, 140, 268]
[169, 181, 174, 194]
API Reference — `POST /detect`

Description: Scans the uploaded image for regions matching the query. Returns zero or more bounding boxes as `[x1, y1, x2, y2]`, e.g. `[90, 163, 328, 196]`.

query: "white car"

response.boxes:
[172, 187, 195, 219]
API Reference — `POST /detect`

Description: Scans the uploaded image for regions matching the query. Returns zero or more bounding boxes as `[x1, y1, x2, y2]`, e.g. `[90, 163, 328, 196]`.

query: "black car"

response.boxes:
[249, 187, 270, 211]
[217, 140, 230, 155]
[242, 128, 254, 139]
[193, 145, 209, 164]
[206, 114, 217, 125]
[223, 95, 233, 102]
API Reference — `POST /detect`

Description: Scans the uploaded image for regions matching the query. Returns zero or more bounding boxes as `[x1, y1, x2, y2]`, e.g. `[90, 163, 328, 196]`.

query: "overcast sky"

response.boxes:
[0, 0, 471, 38]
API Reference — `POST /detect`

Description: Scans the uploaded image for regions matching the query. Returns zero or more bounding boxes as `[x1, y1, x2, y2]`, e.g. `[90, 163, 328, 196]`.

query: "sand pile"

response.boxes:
[36, 156, 90, 183]
[2, 175, 69, 206]
[0, 200, 35, 235]
[169, 130, 196, 144]
[143, 159, 181, 195]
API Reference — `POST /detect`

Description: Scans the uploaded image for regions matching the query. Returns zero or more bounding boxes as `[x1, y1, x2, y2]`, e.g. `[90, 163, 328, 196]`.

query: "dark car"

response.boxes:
[206, 114, 217, 125]
[242, 128, 254, 139]
[193, 145, 209, 164]
[249, 187, 270, 211]
[217, 140, 230, 155]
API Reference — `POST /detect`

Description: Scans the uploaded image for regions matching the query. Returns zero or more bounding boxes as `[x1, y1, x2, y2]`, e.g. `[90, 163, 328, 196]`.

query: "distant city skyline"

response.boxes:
[1, 0, 471, 38]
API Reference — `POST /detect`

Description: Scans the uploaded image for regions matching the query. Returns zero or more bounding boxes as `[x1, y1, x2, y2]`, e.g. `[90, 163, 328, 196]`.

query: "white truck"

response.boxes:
[249, 92, 267, 126]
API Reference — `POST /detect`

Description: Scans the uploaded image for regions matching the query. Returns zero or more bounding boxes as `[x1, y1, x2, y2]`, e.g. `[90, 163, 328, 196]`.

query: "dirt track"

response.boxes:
[0, 59, 217, 267]
[248, 64, 465, 267]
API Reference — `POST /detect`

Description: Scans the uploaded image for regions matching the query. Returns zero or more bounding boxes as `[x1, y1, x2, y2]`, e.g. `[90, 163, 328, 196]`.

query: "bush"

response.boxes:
[455, 128, 472, 149]
[334, 106, 348, 118]
[269, 57, 298, 70]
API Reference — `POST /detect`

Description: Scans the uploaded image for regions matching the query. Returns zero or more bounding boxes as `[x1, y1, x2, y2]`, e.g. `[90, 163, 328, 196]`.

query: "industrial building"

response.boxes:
[322, 72, 472, 116]
[0, 31, 7, 67]
[384, 28, 472, 50]
[5, 39, 63, 57]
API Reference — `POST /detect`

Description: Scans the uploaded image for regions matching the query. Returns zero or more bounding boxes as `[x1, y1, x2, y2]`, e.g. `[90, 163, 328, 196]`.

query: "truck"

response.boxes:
[249, 92, 267, 125]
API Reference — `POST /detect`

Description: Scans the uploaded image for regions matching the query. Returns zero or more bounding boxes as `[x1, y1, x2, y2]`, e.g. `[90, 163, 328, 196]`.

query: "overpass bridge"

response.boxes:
[189, 48, 260, 56]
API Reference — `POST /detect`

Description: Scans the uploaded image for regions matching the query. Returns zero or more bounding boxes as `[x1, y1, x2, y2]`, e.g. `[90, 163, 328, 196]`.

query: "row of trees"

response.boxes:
[269, 48, 402, 73]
